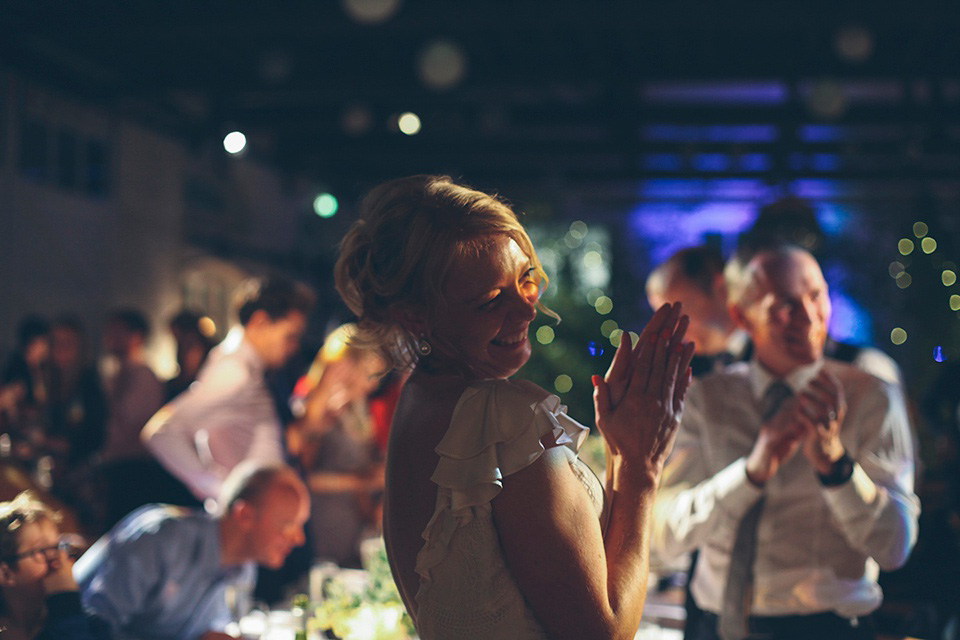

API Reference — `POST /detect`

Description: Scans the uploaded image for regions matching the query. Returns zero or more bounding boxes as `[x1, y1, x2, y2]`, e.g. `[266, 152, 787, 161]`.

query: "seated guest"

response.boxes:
[73, 463, 309, 640]
[0, 491, 110, 640]
[653, 245, 919, 640]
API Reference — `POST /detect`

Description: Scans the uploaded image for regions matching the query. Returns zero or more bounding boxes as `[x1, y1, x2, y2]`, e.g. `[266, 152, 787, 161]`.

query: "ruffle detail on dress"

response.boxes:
[431, 378, 589, 512]
[414, 378, 589, 587]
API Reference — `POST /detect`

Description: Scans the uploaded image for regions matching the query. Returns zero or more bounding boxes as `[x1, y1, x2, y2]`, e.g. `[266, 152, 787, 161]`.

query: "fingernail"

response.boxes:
[591, 375, 602, 387]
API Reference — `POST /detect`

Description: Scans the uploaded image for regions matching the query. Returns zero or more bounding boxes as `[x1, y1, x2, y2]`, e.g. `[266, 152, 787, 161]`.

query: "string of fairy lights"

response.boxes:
[888, 221, 957, 362]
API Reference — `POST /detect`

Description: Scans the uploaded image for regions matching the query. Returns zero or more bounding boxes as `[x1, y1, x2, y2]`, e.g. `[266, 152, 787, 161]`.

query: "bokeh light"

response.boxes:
[609, 329, 624, 347]
[341, 0, 401, 25]
[198, 316, 217, 338]
[933, 346, 946, 363]
[583, 251, 603, 269]
[913, 221, 929, 238]
[569, 220, 588, 239]
[554, 374, 573, 393]
[950, 294, 960, 311]
[398, 112, 421, 135]
[834, 25, 874, 63]
[600, 319, 619, 337]
[564, 233, 583, 249]
[536, 325, 555, 345]
[341, 104, 373, 135]
[895, 272, 912, 289]
[223, 131, 247, 155]
[587, 341, 605, 357]
[897, 239, 914, 255]
[313, 193, 339, 218]
[888, 261, 905, 277]
[594, 296, 614, 315]
[417, 39, 467, 90]
[921, 237, 937, 254]
[890, 327, 907, 345]
[943, 270, 957, 286]
[586, 288, 604, 305]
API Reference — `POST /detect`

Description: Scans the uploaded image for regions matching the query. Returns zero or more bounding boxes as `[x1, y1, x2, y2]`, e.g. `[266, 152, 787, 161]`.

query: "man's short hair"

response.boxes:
[218, 462, 302, 514]
[235, 276, 315, 326]
[0, 491, 61, 569]
[647, 245, 726, 300]
[106, 308, 151, 339]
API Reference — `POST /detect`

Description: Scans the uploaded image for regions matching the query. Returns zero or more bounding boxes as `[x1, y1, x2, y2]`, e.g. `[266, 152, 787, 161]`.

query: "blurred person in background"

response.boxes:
[46, 315, 107, 534]
[647, 245, 750, 377]
[74, 463, 308, 640]
[97, 309, 166, 530]
[164, 310, 215, 402]
[287, 323, 387, 568]
[1, 317, 53, 459]
[646, 245, 751, 639]
[653, 245, 919, 640]
[143, 276, 313, 505]
[0, 490, 110, 640]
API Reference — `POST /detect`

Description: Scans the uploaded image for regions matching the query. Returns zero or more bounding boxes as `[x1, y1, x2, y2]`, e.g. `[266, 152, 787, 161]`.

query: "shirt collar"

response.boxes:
[748, 357, 823, 401]
[217, 326, 266, 374]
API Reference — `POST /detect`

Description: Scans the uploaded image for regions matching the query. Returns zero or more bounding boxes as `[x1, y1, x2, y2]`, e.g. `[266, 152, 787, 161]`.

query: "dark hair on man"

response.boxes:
[235, 276, 315, 326]
[169, 310, 215, 349]
[646, 245, 726, 301]
[106, 308, 151, 339]
[16, 315, 50, 350]
[51, 313, 85, 335]
[218, 462, 302, 514]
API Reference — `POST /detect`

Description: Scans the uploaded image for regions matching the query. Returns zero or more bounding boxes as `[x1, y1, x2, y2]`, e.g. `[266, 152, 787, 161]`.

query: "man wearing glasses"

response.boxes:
[0, 491, 109, 639]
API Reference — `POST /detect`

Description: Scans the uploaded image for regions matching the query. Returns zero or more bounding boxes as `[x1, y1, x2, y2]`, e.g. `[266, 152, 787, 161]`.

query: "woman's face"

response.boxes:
[428, 235, 540, 380]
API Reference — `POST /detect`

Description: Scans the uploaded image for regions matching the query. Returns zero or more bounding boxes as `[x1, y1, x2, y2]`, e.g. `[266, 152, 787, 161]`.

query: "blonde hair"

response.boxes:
[0, 491, 61, 568]
[334, 175, 553, 370]
[300, 323, 385, 388]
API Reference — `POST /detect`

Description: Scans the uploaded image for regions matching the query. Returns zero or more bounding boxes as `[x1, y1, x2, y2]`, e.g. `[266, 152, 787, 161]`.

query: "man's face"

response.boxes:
[244, 481, 309, 568]
[649, 275, 730, 356]
[253, 311, 307, 369]
[1, 518, 61, 592]
[739, 250, 831, 377]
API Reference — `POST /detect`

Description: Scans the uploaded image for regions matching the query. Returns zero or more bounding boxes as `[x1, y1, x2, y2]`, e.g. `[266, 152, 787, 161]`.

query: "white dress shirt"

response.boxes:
[653, 358, 920, 619]
[143, 331, 284, 501]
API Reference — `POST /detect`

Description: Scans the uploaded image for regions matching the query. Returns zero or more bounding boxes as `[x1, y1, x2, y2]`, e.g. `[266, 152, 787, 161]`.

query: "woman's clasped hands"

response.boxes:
[593, 302, 696, 479]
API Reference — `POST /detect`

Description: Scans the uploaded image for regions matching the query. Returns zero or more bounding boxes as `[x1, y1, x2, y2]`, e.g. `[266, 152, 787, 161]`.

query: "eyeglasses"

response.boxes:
[6, 538, 78, 564]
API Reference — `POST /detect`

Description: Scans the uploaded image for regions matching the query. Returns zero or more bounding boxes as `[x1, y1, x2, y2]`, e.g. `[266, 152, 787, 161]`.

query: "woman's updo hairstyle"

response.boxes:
[334, 175, 551, 370]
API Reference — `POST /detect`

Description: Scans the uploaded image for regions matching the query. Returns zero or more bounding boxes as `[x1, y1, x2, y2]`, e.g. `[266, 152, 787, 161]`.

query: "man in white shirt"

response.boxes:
[143, 276, 313, 504]
[653, 245, 919, 640]
[646, 245, 750, 377]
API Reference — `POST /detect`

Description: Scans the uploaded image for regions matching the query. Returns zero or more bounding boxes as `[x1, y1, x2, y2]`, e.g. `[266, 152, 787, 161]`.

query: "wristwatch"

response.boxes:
[817, 453, 854, 487]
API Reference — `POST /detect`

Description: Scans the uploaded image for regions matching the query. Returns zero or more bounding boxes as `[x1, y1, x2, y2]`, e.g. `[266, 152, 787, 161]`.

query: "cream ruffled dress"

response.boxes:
[413, 378, 604, 639]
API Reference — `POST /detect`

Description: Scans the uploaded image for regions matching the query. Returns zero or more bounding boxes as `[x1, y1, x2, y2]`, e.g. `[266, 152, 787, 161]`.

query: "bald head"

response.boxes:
[730, 246, 831, 376]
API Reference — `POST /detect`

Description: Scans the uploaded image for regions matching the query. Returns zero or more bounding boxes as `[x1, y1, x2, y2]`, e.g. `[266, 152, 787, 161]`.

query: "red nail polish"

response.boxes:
[591, 375, 602, 387]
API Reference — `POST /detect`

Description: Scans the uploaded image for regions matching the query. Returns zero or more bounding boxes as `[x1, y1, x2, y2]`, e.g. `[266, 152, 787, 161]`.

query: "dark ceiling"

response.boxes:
[3, 0, 960, 194]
